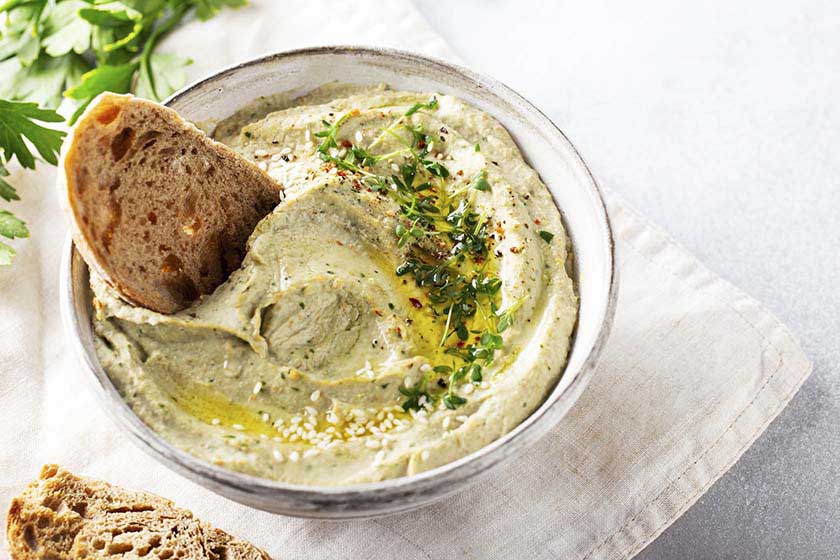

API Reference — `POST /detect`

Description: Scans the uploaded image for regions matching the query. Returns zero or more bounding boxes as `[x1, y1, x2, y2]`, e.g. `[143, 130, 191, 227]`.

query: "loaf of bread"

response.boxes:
[6, 464, 270, 559]
[58, 92, 282, 314]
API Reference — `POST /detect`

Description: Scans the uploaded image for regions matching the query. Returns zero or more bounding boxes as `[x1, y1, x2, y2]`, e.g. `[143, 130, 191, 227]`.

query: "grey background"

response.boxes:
[413, 1, 839, 558]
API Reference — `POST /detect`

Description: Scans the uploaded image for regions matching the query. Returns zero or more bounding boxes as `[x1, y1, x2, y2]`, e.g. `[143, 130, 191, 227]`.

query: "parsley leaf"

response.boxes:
[0, 208, 29, 264]
[191, 0, 248, 21]
[40, 0, 92, 57]
[135, 53, 192, 102]
[0, 99, 65, 169]
[539, 230, 554, 243]
[64, 62, 137, 122]
[0, 163, 18, 202]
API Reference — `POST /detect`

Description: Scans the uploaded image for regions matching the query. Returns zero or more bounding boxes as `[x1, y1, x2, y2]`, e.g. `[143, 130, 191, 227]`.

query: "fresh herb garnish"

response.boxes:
[539, 230, 555, 243]
[0, 99, 64, 263]
[404, 96, 438, 117]
[315, 99, 527, 411]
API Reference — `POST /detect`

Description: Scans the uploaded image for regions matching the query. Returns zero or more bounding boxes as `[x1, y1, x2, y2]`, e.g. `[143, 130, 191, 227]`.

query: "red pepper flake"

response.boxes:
[418, 140, 426, 149]
[350, 109, 361, 117]
[409, 297, 423, 309]
[373, 309, 383, 317]
[534, 218, 542, 225]
[456, 341, 466, 348]
[341, 139, 352, 148]
[510, 247, 520, 254]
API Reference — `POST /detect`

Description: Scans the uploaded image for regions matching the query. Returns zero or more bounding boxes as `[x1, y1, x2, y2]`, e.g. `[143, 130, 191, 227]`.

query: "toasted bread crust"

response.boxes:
[59, 93, 282, 314]
[6, 464, 270, 560]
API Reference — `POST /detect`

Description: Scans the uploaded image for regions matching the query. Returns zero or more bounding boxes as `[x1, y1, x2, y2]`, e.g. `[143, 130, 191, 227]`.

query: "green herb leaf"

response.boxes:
[64, 61, 137, 122]
[41, 0, 93, 57]
[0, 99, 65, 169]
[190, 0, 248, 21]
[135, 52, 192, 101]
[0, 163, 19, 202]
[539, 230, 554, 243]
[405, 96, 438, 117]
[472, 170, 490, 191]
[0, 241, 16, 265]
[0, 54, 90, 109]
[442, 393, 466, 410]
[0, 208, 28, 239]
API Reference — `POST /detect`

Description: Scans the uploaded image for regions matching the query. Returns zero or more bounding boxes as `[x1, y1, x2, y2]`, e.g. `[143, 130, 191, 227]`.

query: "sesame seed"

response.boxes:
[254, 149, 269, 157]
[391, 163, 400, 172]
[310, 390, 321, 402]
[337, 148, 347, 158]
[252, 381, 263, 394]
[421, 450, 430, 461]
[289, 451, 300, 462]
[442, 416, 451, 429]
[462, 384, 474, 395]
[303, 448, 319, 459]
[305, 130, 311, 141]
[354, 130, 363, 143]
[257, 161, 267, 171]
[273, 449, 284, 462]
[304, 406, 317, 417]
[271, 153, 282, 162]
[232, 424, 245, 431]
[211, 418, 220, 426]
[404, 377, 413, 388]
[261, 412, 270, 422]
[420, 363, 432, 372]
[280, 147, 292, 155]
[456, 415, 469, 423]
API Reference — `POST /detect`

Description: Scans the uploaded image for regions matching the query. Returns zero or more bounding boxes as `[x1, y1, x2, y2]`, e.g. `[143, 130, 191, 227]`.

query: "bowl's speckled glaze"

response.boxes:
[59, 46, 617, 518]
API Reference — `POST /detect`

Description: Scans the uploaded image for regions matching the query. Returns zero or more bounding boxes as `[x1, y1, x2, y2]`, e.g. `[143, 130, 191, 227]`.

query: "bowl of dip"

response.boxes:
[60, 46, 617, 518]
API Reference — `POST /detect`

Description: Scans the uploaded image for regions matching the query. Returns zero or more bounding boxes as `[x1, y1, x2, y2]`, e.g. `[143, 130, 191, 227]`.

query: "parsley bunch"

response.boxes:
[0, 0, 246, 264]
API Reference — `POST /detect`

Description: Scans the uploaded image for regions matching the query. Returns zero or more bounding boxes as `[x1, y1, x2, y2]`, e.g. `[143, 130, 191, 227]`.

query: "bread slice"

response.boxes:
[59, 92, 282, 314]
[6, 464, 270, 560]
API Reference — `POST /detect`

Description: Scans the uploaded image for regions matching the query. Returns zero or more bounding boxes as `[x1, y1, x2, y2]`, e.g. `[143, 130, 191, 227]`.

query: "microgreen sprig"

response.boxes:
[314, 98, 524, 411]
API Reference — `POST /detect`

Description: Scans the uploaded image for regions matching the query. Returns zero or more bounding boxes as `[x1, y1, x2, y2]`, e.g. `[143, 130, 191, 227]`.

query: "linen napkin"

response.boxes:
[0, 1, 811, 559]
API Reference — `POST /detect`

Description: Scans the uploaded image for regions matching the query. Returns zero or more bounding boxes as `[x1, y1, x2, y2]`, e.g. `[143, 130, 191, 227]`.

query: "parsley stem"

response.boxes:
[140, 3, 190, 100]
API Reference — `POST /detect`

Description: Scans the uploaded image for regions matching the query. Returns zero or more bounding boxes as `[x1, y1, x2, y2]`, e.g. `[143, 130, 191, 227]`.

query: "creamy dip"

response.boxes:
[91, 85, 577, 485]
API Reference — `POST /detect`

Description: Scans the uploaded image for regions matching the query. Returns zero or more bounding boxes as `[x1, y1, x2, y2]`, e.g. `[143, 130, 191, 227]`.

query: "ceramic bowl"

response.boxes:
[60, 46, 617, 518]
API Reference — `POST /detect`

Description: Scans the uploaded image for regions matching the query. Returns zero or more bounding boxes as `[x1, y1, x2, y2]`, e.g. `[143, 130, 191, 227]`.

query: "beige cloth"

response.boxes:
[0, 1, 810, 558]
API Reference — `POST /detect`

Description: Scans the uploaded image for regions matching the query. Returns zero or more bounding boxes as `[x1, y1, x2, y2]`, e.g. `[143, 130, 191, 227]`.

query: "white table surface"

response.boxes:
[413, 0, 839, 557]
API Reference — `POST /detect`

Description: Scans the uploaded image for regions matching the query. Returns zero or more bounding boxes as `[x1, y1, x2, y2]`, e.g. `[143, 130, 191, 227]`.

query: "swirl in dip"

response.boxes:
[91, 85, 577, 485]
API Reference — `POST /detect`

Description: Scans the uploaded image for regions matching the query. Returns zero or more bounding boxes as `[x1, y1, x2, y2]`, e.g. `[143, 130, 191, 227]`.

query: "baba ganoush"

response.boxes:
[91, 84, 578, 485]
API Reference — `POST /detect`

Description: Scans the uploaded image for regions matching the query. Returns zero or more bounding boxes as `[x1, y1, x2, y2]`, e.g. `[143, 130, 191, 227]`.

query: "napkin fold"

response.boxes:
[0, 1, 810, 559]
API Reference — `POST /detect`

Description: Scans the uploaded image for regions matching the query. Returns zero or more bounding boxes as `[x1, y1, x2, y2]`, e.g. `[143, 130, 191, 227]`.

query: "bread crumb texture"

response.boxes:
[6, 464, 270, 559]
